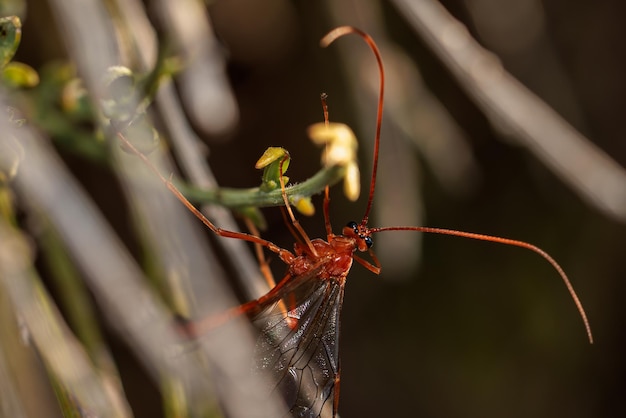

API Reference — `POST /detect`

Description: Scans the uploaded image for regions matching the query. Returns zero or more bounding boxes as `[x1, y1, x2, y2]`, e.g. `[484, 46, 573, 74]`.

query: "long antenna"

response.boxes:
[320, 27, 593, 344]
[370, 226, 593, 344]
[320, 26, 384, 227]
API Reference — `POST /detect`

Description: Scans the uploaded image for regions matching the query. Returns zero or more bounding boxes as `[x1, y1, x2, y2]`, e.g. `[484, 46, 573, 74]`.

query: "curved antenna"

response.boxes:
[320, 26, 385, 227]
[320, 27, 592, 345]
[370, 226, 594, 344]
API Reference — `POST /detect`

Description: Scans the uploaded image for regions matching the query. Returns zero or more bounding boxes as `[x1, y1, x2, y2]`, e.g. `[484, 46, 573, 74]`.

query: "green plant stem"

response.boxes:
[180, 164, 345, 209]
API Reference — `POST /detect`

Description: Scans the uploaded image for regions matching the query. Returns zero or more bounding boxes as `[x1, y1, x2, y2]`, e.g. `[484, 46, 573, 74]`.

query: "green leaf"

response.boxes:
[255, 147, 290, 193]
[0, 16, 21, 68]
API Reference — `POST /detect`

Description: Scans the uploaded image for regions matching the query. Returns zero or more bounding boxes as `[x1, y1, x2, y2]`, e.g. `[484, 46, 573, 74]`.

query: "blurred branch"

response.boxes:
[0, 218, 131, 418]
[153, 82, 274, 300]
[0, 100, 205, 396]
[41, 0, 289, 415]
[111, 0, 272, 301]
[391, 0, 626, 222]
[0, 349, 28, 418]
[0, 291, 34, 418]
[153, 0, 239, 136]
[460, 0, 587, 127]
[37, 216, 123, 378]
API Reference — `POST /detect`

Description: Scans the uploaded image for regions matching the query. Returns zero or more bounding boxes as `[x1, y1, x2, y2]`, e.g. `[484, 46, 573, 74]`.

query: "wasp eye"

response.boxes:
[364, 236, 373, 248]
[346, 221, 358, 232]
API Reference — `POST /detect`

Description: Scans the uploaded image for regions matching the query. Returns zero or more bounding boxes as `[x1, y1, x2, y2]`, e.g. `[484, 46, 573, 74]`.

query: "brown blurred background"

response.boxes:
[6, 0, 626, 417]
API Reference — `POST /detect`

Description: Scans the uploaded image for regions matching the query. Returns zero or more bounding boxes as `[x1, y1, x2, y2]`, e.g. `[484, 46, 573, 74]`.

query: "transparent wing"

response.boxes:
[251, 271, 346, 418]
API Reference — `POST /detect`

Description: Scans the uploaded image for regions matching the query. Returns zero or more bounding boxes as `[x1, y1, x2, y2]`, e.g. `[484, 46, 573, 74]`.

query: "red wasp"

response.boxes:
[118, 26, 592, 418]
